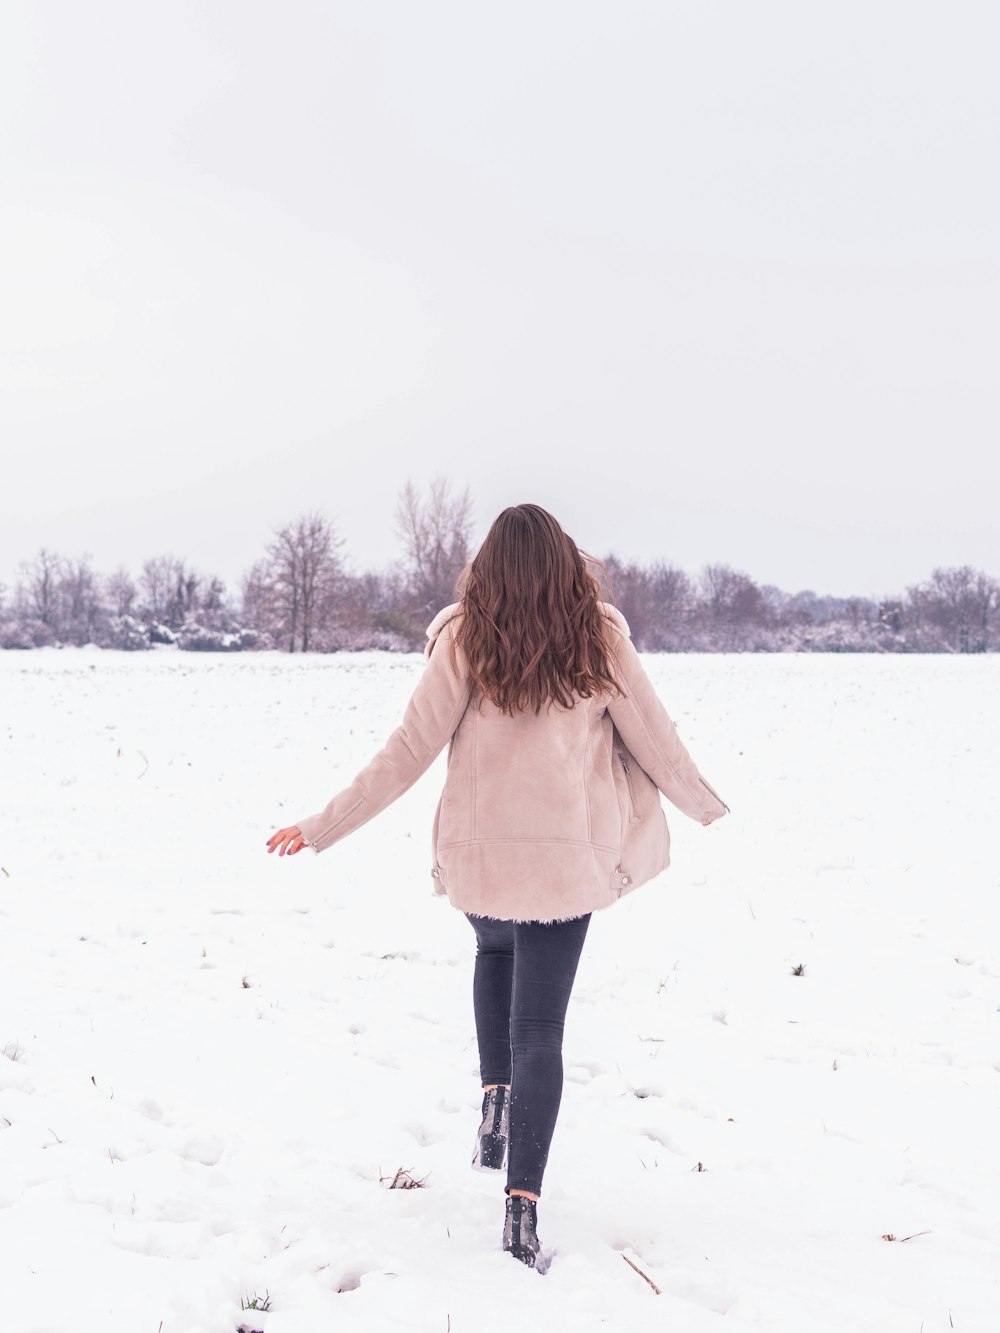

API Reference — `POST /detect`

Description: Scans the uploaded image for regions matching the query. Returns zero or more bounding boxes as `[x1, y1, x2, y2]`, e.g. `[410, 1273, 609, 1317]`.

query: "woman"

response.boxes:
[267, 504, 728, 1272]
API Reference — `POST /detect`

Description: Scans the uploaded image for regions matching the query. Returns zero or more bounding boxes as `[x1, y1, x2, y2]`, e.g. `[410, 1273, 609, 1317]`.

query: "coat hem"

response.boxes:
[446, 895, 617, 925]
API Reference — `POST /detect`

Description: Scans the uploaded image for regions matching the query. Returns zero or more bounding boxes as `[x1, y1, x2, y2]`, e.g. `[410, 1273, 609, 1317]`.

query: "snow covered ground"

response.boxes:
[1, 647, 997, 1333]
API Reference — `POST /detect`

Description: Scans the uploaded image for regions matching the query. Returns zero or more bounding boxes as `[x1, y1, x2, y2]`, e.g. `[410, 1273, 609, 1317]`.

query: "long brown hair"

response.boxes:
[453, 504, 622, 715]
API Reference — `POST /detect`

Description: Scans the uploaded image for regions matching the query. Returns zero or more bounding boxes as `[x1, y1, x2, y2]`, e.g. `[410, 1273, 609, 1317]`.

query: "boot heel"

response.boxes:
[471, 1085, 509, 1172]
[503, 1194, 545, 1271]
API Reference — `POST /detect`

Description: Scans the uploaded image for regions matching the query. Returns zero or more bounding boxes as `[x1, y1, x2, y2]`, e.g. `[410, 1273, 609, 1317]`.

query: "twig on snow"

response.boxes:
[380, 1166, 428, 1189]
[620, 1252, 661, 1295]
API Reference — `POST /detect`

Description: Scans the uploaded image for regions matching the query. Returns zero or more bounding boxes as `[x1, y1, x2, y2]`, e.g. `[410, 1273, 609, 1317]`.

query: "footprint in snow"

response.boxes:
[565, 1060, 605, 1083]
[641, 1127, 680, 1150]
[179, 1134, 225, 1166]
[404, 1121, 445, 1147]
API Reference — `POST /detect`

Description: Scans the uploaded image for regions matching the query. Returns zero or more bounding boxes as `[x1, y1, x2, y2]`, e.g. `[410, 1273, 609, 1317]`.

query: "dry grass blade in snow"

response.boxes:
[620, 1252, 662, 1295]
[380, 1166, 428, 1189]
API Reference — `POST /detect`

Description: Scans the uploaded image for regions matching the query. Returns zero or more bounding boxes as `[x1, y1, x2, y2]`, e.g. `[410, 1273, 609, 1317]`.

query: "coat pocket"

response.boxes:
[617, 749, 639, 823]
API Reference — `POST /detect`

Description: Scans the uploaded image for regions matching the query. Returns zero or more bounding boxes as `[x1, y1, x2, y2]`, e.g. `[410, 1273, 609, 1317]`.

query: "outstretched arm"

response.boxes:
[605, 629, 729, 826]
[272, 621, 472, 856]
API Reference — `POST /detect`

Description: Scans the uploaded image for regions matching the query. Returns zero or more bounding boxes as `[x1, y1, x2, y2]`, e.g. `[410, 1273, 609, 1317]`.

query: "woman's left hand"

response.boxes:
[267, 825, 307, 856]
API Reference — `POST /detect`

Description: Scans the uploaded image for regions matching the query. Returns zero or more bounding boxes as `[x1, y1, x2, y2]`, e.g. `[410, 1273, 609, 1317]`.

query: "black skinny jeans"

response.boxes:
[465, 911, 591, 1198]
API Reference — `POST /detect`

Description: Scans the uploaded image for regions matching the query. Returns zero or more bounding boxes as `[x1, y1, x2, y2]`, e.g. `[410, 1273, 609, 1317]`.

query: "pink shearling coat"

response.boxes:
[295, 602, 729, 922]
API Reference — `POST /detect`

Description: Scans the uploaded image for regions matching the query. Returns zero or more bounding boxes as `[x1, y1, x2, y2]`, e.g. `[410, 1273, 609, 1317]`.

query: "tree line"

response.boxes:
[2, 480, 997, 654]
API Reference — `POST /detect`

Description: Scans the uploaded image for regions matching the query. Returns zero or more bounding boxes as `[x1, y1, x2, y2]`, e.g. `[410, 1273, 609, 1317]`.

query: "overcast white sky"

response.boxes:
[2, 0, 998, 601]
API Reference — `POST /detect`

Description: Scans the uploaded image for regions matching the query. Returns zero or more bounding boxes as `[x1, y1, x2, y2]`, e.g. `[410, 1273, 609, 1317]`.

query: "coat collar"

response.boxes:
[598, 601, 632, 638]
[424, 602, 462, 655]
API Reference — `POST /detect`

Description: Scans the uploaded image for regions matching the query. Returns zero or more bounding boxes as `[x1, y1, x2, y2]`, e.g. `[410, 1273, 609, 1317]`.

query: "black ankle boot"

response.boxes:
[503, 1193, 544, 1270]
[472, 1085, 509, 1171]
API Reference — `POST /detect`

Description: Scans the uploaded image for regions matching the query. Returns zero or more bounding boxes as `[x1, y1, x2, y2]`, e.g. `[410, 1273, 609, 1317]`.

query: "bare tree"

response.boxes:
[140, 555, 182, 624]
[264, 511, 344, 652]
[394, 477, 474, 617]
[605, 557, 643, 636]
[644, 561, 693, 648]
[906, 565, 998, 652]
[200, 576, 227, 627]
[19, 548, 63, 627]
[106, 567, 137, 618]
[140, 556, 222, 630]
[166, 567, 200, 627]
[699, 563, 765, 627]
[598, 556, 687, 649]
[241, 558, 274, 631]
[58, 556, 102, 645]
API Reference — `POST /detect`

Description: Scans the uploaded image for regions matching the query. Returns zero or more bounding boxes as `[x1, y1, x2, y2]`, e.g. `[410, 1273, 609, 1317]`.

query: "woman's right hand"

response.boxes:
[266, 825, 307, 856]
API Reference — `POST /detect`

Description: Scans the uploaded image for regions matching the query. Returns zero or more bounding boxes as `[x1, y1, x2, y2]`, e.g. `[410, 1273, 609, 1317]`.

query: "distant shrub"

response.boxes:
[103, 615, 152, 651]
[147, 622, 178, 645]
[177, 624, 243, 652]
[0, 618, 56, 648]
[0, 623, 35, 649]
[236, 627, 270, 651]
[367, 629, 415, 652]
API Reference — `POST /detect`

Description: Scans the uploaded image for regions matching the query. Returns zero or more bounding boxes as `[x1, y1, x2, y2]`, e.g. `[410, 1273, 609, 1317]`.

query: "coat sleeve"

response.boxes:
[295, 618, 472, 853]
[604, 626, 729, 827]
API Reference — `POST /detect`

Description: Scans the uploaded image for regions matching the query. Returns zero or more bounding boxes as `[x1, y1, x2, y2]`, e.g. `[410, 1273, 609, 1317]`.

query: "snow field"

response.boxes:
[1, 648, 998, 1332]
